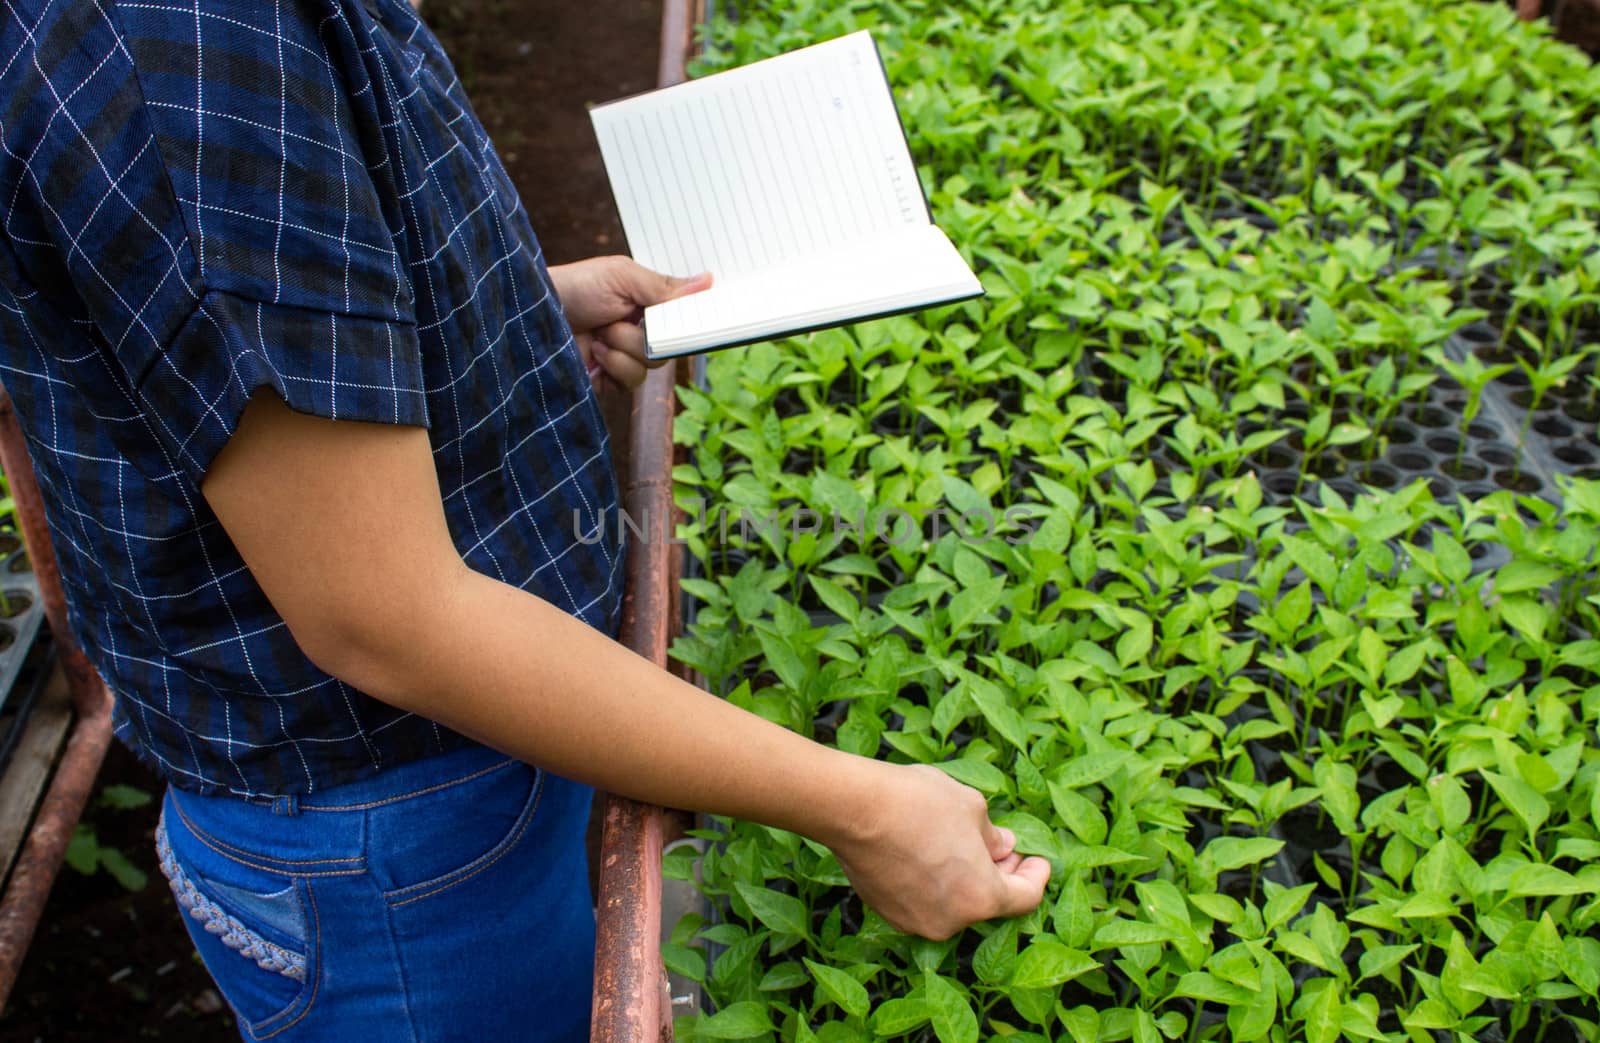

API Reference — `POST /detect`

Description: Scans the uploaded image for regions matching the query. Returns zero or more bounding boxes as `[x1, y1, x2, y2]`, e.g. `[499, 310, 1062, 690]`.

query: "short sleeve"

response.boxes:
[143, 292, 429, 481]
[109, 0, 431, 480]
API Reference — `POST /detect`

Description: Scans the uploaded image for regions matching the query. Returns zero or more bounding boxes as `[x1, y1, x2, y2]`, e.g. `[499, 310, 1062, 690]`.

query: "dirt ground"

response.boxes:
[0, 2, 657, 1039]
[1548, 0, 1600, 53]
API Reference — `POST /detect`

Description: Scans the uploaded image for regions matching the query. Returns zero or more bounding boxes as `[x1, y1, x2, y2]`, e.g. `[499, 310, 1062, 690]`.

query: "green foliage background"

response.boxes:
[666, 1, 1600, 1040]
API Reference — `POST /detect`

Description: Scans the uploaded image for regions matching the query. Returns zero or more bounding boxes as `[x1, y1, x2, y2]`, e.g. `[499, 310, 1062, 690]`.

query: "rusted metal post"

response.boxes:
[0, 389, 116, 1006]
[0, 677, 113, 1004]
[592, 372, 682, 1042]
[591, 3, 700, 1038]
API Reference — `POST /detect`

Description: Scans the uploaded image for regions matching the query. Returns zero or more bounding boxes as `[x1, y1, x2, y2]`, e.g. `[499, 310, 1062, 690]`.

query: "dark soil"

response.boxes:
[423, 0, 656, 265]
[0, 744, 236, 1042]
[1543, 0, 1600, 54]
[0, 2, 661, 1040]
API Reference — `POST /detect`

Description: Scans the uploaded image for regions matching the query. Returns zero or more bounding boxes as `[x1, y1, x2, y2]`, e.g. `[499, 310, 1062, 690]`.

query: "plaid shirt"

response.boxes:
[0, 0, 623, 796]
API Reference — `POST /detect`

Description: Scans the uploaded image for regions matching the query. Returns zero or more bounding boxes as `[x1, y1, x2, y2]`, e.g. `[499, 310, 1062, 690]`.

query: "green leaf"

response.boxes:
[1402, 998, 1457, 1030]
[1357, 627, 1385, 684]
[666, 943, 709, 984]
[1483, 769, 1550, 838]
[1300, 979, 1342, 1043]
[1059, 1006, 1099, 1043]
[808, 576, 860, 624]
[1263, 883, 1315, 931]
[805, 958, 869, 1019]
[973, 919, 1018, 984]
[1278, 930, 1339, 974]
[1527, 913, 1565, 981]
[97, 848, 147, 892]
[871, 997, 931, 1036]
[1358, 943, 1418, 982]
[64, 825, 99, 876]
[1173, 971, 1251, 1005]
[1284, 536, 1338, 593]
[1189, 893, 1242, 923]
[1442, 932, 1486, 1015]
[97, 784, 153, 810]
[1433, 532, 1472, 584]
[1053, 751, 1131, 789]
[924, 972, 978, 1043]
[1010, 938, 1098, 989]
[734, 881, 809, 938]
[966, 676, 1030, 751]
[940, 475, 991, 519]
[1115, 619, 1153, 668]
[1132, 1008, 1161, 1043]
[1201, 836, 1284, 873]
[813, 472, 868, 518]
[1327, 422, 1371, 447]
[1428, 774, 1472, 834]
[1562, 936, 1600, 995]
[1048, 781, 1108, 846]
[995, 811, 1058, 862]
[1507, 863, 1594, 898]
[1385, 642, 1428, 687]
[755, 630, 809, 693]
[756, 961, 807, 991]
[1395, 892, 1457, 919]
[1494, 559, 1561, 594]
[1053, 872, 1095, 948]
[1499, 595, 1550, 641]
[1314, 760, 1360, 834]
[1092, 919, 1176, 948]
[949, 578, 1006, 634]
[1227, 981, 1277, 1041]
[696, 1001, 775, 1039]
[1340, 993, 1385, 1040]
[937, 757, 1005, 794]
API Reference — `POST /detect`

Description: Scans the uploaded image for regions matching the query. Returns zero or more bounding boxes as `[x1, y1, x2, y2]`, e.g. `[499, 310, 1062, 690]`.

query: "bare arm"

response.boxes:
[200, 394, 1046, 941]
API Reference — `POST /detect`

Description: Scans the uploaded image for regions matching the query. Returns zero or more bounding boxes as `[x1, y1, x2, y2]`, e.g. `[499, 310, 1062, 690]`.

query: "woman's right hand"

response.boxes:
[822, 759, 1052, 940]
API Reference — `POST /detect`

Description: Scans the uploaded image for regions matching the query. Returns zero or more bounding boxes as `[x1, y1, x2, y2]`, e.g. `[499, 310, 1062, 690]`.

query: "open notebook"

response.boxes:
[589, 31, 983, 359]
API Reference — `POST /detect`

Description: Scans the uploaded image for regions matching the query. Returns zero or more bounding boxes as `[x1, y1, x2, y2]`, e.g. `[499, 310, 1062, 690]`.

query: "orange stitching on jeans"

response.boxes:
[299, 759, 515, 811]
[173, 802, 365, 866]
[251, 884, 322, 1040]
[386, 771, 544, 908]
[172, 803, 366, 877]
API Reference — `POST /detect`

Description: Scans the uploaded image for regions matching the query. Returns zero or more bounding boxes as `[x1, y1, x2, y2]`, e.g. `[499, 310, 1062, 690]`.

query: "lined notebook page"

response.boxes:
[590, 31, 927, 280]
[644, 225, 975, 353]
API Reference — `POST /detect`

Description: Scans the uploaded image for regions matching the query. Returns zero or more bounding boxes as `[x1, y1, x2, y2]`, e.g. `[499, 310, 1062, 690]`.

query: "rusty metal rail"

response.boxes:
[590, 2, 702, 1038]
[0, 392, 115, 1007]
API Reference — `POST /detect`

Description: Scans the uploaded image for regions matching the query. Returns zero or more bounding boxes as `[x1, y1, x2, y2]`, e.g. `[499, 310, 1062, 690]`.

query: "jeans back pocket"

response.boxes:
[156, 801, 319, 1039]
[361, 758, 542, 906]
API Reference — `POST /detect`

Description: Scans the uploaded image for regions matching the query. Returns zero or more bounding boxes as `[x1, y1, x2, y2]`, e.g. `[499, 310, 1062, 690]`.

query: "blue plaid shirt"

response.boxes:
[0, 0, 623, 796]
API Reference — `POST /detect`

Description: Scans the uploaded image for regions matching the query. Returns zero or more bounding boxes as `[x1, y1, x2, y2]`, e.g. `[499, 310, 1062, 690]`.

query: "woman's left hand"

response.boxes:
[548, 256, 712, 391]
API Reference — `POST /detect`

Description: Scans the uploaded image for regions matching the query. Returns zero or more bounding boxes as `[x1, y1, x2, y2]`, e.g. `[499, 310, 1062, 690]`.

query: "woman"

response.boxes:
[0, 1, 1048, 1038]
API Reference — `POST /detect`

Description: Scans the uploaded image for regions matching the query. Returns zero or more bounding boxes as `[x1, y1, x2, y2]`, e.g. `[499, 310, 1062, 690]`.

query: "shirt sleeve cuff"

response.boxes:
[137, 291, 430, 485]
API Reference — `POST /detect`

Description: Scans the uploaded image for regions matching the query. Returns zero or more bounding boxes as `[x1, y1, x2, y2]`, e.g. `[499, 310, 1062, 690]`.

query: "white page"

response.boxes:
[643, 224, 979, 356]
[590, 31, 928, 282]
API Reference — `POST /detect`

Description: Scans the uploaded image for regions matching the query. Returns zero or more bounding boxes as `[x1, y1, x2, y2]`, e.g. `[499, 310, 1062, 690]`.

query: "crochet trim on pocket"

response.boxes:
[156, 819, 307, 983]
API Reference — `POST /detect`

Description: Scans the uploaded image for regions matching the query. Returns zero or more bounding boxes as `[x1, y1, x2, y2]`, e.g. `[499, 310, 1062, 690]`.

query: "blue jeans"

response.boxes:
[156, 744, 595, 1041]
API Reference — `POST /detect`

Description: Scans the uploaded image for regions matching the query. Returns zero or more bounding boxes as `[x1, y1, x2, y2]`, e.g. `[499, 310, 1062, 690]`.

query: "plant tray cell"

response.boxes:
[1447, 333, 1600, 489]
[0, 540, 43, 717]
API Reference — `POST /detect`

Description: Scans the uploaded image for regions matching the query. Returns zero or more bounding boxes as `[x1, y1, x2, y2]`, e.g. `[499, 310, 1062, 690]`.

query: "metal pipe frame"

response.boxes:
[0, 392, 115, 1007]
[591, 3, 701, 1038]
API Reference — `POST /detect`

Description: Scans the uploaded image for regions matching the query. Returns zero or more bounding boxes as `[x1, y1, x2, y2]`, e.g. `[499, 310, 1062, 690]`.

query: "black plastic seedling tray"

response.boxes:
[0, 533, 45, 718]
